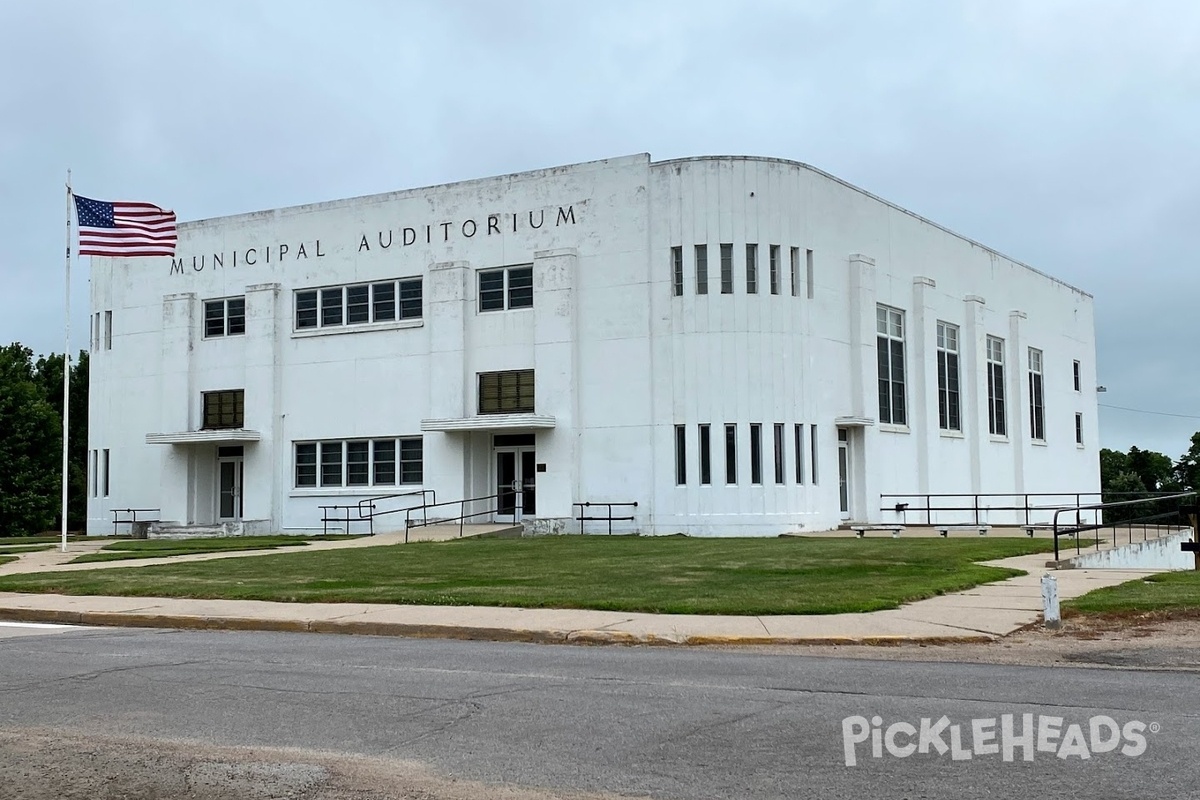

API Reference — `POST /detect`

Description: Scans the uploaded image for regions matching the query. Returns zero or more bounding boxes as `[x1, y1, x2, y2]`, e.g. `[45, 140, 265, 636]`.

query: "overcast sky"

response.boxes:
[2, 1, 1198, 459]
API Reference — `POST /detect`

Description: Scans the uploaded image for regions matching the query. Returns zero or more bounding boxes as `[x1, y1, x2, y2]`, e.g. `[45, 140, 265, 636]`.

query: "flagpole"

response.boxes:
[62, 171, 72, 554]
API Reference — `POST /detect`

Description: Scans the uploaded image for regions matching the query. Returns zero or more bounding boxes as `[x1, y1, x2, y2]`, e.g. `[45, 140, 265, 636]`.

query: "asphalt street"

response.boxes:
[0, 626, 1197, 799]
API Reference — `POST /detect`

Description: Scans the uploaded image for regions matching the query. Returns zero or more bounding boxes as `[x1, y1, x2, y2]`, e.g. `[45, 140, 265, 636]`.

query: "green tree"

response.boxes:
[33, 350, 89, 530]
[1176, 432, 1200, 492]
[1126, 446, 1180, 493]
[0, 344, 62, 536]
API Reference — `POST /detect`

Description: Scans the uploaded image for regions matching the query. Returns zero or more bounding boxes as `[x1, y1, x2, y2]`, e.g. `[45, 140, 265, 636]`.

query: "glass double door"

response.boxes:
[495, 448, 536, 521]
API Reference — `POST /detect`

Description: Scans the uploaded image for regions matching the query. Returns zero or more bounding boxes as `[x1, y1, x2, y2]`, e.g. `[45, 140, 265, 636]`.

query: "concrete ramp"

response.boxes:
[404, 523, 523, 542]
[1063, 529, 1196, 571]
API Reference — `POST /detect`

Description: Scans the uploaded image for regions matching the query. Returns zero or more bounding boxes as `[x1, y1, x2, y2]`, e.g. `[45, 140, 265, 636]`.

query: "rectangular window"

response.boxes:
[674, 425, 687, 485]
[320, 441, 343, 487]
[321, 287, 344, 326]
[698, 424, 711, 485]
[810, 424, 819, 484]
[1073, 360, 1081, 392]
[1075, 413, 1084, 445]
[724, 423, 737, 484]
[346, 285, 370, 325]
[204, 300, 225, 337]
[806, 250, 814, 300]
[987, 336, 1007, 436]
[102, 448, 110, 497]
[204, 297, 246, 337]
[399, 278, 423, 320]
[720, 244, 733, 294]
[399, 438, 423, 484]
[746, 243, 758, 294]
[372, 282, 396, 322]
[90, 450, 98, 497]
[876, 305, 907, 426]
[91, 313, 99, 351]
[936, 321, 961, 432]
[479, 369, 535, 414]
[295, 443, 317, 487]
[794, 424, 805, 484]
[201, 389, 244, 430]
[104, 310, 113, 350]
[749, 423, 763, 484]
[769, 245, 780, 295]
[773, 423, 785, 484]
[479, 266, 533, 311]
[295, 290, 318, 329]
[790, 247, 800, 297]
[1028, 347, 1045, 441]
[373, 439, 396, 485]
[671, 247, 684, 297]
[695, 245, 708, 295]
[346, 440, 370, 486]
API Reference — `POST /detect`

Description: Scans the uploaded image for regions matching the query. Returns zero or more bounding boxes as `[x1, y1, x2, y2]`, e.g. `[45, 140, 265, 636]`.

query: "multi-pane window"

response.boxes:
[295, 278, 422, 330]
[674, 425, 687, 485]
[987, 336, 1007, 436]
[1075, 413, 1084, 445]
[479, 265, 534, 311]
[1028, 347, 1045, 441]
[724, 423, 737, 484]
[294, 437, 423, 488]
[671, 247, 684, 297]
[876, 305, 907, 426]
[773, 423, 785, 484]
[695, 245, 709, 295]
[936, 321, 961, 432]
[720, 244, 733, 294]
[204, 297, 246, 338]
[769, 245, 780, 295]
[746, 243, 758, 294]
[1073, 360, 1081, 392]
[202, 390, 244, 430]
[750, 423, 763, 484]
[698, 424, 711, 485]
[478, 370, 535, 414]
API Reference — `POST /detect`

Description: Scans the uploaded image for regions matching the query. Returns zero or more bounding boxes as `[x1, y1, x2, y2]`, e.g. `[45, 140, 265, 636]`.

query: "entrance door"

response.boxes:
[494, 440, 536, 522]
[217, 447, 244, 521]
[837, 428, 851, 520]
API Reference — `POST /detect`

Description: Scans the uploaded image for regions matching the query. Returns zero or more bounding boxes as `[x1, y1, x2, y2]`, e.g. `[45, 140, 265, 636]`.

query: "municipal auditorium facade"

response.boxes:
[84, 154, 1100, 536]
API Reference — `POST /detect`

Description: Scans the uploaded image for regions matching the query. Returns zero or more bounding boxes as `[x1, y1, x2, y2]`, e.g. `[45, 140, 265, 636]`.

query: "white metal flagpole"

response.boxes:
[61, 170, 72, 553]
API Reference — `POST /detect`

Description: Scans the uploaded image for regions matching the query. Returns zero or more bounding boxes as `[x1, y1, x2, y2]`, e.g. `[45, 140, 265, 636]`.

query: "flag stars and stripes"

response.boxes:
[73, 195, 177, 257]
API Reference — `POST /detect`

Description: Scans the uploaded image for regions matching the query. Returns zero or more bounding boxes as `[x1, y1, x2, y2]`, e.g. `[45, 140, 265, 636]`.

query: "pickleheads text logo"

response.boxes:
[841, 714, 1157, 767]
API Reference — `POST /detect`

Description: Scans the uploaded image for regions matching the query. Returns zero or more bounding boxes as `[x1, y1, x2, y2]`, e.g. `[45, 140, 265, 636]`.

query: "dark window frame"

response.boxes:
[203, 296, 246, 338]
[201, 389, 244, 430]
[478, 370, 535, 414]
[478, 265, 534, 312]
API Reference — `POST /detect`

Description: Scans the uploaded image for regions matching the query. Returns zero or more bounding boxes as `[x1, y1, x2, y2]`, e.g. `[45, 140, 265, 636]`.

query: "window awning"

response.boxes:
[833, 416, 875, 427]
[420, 414, 556, 432]
[145, 429, 262, 445]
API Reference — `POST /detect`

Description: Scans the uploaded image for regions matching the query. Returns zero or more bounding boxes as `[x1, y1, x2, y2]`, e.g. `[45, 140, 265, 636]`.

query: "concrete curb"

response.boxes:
[0, 606, 997, 646]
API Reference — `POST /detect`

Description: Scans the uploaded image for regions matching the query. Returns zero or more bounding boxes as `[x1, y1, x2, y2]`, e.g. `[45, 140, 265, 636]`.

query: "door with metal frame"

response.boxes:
[837, 428, 851, 520]
[494, 436, 536, 522]
[217, 446, 244, 521]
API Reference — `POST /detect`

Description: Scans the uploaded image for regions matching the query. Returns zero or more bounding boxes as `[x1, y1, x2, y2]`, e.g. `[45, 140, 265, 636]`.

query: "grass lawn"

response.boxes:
[1065, 570, 1200, 618]
[0, 535, 92, 545]
[69, 535, 363, 564]
[0, 556, 14, 568]
[0, 536, 1057, 615]
[0, 544, 57, 555]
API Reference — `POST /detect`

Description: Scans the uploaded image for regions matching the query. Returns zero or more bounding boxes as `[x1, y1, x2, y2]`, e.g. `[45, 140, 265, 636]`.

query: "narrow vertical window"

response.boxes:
[104, 310, 113, 350]
[806, 249, 814, 300]
[91, 313, 100, 351]
[1075, 413, 1084, 445]
[346, 440, 370, 485]
[876, 305, 907, 426]
[698, 424, 711, 485]
[724, 423, 737, 484]
[746, 243, 758, 294]
[1073, 360, 1081, 392]
[750, 423, 762, 484]
[295, 290, 318, 329]
[794, 424, 805, 484]
[321, 287, 344, 326]
[936, 321, 961, 432]
[769, 245, 780, 295]
[373, 439, 396, 485]
[373, 282, 396, 321]
[346, 285, 370, 324]
[320, 441, 343, 487]
[810, 424, 819, 484]
[90, 450, 98, 497]
[987, 336, 1007, 436]
[720, 244, 733, 294]
[671, 247, 683, 297]
[1028, 347, 1045, 441]
[773, 423, 785, 484]
[674, 424, 687, 485]
[102, 449, 110, 497]
[399, 438, 424, 484]
[790, 247, 800, 297]
[694, 245, 709, 295]
[295, 443, 317, 487]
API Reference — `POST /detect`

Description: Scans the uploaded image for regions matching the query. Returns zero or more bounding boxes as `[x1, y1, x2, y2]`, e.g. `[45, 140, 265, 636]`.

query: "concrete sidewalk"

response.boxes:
[0, 549, 1164, 646]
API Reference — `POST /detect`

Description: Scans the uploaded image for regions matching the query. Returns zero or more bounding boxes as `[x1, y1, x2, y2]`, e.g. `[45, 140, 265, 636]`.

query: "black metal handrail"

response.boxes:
[880, 491, 1188, 527]
[1051, 491, 1197, 561]
[318, 489, 436, 535]
[110, 507, 161, 536]
[403, 492, 523, 542]
[573, 501, 639, 535]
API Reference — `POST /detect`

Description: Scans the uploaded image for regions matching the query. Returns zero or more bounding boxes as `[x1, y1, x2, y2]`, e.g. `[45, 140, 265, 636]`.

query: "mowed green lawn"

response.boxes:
[70, 535, 361, 564]
[0, 544, 57, 555]
[0, 556, 14, 568]
[0, 536, 1057, 615]
[1066, 570, 1200, 617]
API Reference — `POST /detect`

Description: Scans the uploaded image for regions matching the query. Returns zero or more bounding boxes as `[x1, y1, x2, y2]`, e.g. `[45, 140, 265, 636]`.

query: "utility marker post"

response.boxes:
[1041, 573, 1060, 629]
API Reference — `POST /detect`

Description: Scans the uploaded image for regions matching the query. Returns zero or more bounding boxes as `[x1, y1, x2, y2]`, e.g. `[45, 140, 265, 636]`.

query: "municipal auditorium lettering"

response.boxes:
[169, 204, 578, 276]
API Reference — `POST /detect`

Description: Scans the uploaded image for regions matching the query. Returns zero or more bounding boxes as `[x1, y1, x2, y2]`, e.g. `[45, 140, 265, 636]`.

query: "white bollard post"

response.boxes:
[1041, 573, 1060, 629]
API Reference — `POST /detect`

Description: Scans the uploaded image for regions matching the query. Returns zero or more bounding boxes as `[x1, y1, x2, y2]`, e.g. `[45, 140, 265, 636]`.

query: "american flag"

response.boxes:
[73, 195, 177, 257]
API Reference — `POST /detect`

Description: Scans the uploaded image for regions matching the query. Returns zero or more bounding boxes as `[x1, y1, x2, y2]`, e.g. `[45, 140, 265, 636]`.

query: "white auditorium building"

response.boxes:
[85, 154, 1100, 537]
